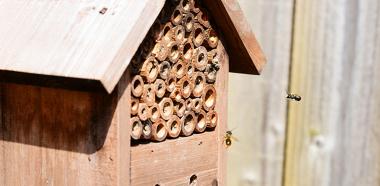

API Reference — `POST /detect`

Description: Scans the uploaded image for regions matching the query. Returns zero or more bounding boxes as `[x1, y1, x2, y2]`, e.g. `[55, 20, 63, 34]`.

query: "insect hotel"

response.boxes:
[0, 0, 265, 185]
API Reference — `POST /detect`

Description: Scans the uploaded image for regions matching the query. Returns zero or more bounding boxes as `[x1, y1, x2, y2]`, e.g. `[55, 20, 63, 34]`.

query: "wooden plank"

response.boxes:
[284, 0, 380, 185]
[203, 0, 267, 75]
[130, 131, 219, 186]
[0, 0, 165, 93]
[228, 0, 294, 186]
[216, 41, 228, 185]
[116, 67, 131, 185]
[0, 83, 120, 185]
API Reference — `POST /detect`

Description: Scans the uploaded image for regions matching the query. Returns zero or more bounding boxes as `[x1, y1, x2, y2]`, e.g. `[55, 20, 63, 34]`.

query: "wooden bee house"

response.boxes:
[0, 0, 266, 185]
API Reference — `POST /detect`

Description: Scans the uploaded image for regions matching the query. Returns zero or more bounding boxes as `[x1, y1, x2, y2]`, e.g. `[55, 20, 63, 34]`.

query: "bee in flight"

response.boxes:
[286, 93, 301, 101]
[224, 130, 238, 148]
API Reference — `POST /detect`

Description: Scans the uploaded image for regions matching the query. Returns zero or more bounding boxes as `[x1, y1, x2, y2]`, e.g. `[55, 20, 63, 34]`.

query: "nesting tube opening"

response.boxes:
[166, 116, 182, 138]
[181, 111, 196, 136]
[152, 120, 168, 141]
[202, 85, 216, 111]
[195, 110, 207, 133]
[131, 117, 143, 140]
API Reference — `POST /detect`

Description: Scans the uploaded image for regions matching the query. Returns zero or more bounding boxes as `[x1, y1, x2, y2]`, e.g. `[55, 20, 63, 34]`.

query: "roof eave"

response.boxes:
[203, 0, 267, 75]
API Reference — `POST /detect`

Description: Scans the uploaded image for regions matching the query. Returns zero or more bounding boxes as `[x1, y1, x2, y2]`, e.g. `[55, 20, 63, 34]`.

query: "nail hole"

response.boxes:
[190, 174, 198, 185]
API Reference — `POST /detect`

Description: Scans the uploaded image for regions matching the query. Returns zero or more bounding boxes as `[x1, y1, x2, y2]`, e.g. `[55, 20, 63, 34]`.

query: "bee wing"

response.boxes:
[231, 136, 239, 142]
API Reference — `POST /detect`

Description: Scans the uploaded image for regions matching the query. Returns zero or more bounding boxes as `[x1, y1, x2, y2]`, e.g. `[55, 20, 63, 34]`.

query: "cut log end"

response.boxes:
[151, 120, 168, 141]
[166, 115, 182, 138]
[131, 98, 139, 115]
[154, 79, 167, 98]
[202, 85, 216, 111]
[130, 117, 143, 140]
[159, 98, 174, 120]
[158, 61, 171, 80]
[206, 110, 218, 128]
[172, 60, 187, 79]
[150, 103, 161, 123]
[141, 57, 159, 83]
[166, 74, 177, 92]
[178, 76, 193, 99]
[173, 25, 186, 43]
[174, 98, 187, 118]
[171, 8, 183, 26]
[138, 103, 151, 121]
[195, 110, 207, 133]
[180, 0, 194, 13]
[168, 41, 182, 63]
[142, 84, 156, 106]
[192, 23, 205, 47]
[181, 111, 196, 136]
[183, 12, 195, 32]
[192, 72, 206, 97]
[131, 75, 144, 97]
[191, 98, 203, 113]
[142, 121, 153, 139]
[193, 46, 208, 71]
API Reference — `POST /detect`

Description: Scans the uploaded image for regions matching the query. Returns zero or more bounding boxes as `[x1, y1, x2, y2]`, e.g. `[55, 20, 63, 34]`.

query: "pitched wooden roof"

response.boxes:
[0, 0, 266, 93]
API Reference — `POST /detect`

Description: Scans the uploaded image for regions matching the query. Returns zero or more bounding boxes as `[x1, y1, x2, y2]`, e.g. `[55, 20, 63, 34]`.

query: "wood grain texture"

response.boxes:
[130, 131, 218, 186]
[0, 83, 121, 185]
[215, 41, 229, 185]
[203, 0, 267, 75]
[284, 0, 380, 186]
[228, 0, 294, 185]
[116, 68, 131, 185]
[0, 0, 165, 93]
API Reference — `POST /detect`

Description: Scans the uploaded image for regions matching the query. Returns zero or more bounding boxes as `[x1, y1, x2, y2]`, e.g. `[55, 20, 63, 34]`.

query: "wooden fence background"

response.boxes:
[228, 0, 380, 186]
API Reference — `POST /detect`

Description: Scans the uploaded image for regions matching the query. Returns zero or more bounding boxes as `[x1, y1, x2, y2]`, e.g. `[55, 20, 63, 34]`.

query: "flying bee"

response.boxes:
[224, 130, 238, 148]
[286, 93, 302, 101]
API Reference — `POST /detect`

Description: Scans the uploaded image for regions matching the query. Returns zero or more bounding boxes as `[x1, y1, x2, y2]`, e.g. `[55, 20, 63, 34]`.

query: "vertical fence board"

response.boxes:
[285, 0, 380, 185]
[228, 0, 294, 185]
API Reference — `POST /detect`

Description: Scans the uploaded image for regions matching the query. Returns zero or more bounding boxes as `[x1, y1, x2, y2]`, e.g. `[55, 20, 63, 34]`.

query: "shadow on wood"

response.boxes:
[0, 79, 118, 154]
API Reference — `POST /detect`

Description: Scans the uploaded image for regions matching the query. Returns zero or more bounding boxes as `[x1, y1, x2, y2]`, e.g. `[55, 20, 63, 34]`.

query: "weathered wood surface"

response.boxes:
[131, 132, 218, 186]
[284, 0, 380, 186]
[228, 0, 294, 185]
[215, 41, 229, 186]
[0, 0, 165, 93]
[0, 81, 130, 185]
[117, 68, 132, 185]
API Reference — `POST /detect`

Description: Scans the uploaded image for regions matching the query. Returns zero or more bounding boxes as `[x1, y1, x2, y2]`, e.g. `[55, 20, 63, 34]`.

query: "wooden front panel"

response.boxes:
[130, 41, 228, 186]
[0, 83, 124, 185]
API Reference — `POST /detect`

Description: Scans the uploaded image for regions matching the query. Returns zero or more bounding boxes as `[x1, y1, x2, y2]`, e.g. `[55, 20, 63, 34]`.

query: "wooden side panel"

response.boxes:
[130, 41, 228, 186]
[131, 132, 218, 186]
[228, 0, 294, 186]
[285, 0, 380, 186]
[0, 83, 119, 185]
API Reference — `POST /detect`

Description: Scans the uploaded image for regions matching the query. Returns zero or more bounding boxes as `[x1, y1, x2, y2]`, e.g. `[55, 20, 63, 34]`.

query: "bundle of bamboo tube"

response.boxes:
[130, 0, 220, 142]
